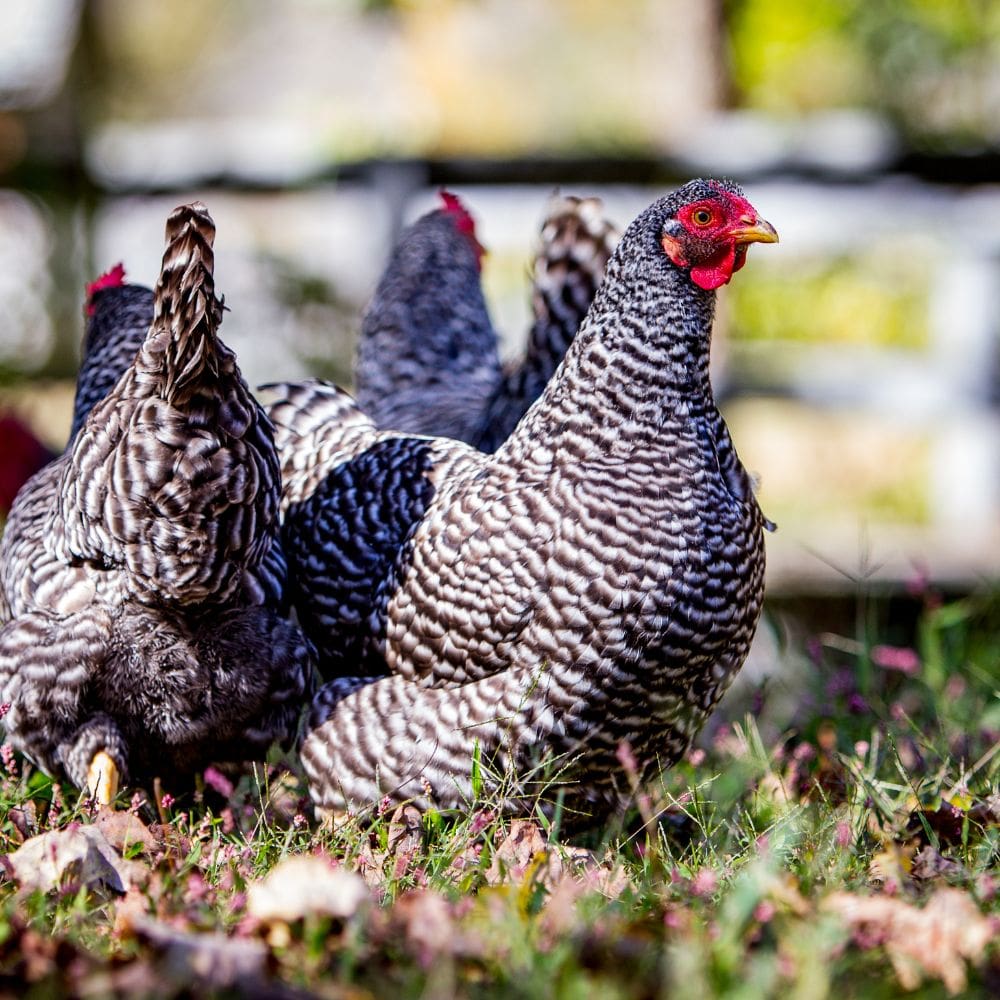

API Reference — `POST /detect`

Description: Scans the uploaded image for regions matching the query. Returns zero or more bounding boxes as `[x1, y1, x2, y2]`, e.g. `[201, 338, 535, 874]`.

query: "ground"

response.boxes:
[0, 584, 997, 999]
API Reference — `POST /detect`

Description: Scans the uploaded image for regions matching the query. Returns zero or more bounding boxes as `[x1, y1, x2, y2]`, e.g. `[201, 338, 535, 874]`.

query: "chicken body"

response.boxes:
[354, 193, 617, 451]
[0, 203, 312, 799]
[268, 179, 777, 822]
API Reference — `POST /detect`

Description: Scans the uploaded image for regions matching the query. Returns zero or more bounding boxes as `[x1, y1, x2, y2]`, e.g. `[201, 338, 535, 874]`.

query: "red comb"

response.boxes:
[439, 191, 486, 267]
[85, 262, 127, 315]
[439, 190, 476, 233]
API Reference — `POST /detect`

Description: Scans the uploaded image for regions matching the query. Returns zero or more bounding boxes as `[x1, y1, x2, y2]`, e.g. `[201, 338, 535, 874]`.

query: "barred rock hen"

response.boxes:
[0, 203, 312, 804]
[70, 263, 153, 441]
[266, 179, 778, 821]
[353, 191, 617, 451]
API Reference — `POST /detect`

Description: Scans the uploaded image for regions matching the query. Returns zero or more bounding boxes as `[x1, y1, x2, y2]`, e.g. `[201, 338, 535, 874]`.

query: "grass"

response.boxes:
[0, 584, 997, 999]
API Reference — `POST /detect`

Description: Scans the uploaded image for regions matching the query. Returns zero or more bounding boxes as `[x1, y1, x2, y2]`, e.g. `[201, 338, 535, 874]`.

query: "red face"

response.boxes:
[661, 185, 777, 291]
[439, 191, 486, 270]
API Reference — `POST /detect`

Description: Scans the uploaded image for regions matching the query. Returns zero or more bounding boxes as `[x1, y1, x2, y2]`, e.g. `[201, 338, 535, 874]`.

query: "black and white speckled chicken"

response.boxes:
[0, 203, 312, 804]
[266, 179, 777, 822]
[70, 263, 153, 441]
[353, 191, 618, 451]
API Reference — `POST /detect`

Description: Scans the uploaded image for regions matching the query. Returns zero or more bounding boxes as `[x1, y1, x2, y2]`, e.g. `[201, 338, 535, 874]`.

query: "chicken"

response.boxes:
[266, 179, 778, 822]
[474, 194, 619, 451]
[353, 191, 618, 450]
[0, 203, 312, 804]
[70, 263, 153, 441]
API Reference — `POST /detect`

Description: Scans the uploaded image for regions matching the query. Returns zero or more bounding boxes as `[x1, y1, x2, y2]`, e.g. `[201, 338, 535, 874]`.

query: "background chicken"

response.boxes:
[268, 179, 777, 822]
[0, 203, 312, 804]
[353, 191, 618, 450]
[70, 263, 153, 441]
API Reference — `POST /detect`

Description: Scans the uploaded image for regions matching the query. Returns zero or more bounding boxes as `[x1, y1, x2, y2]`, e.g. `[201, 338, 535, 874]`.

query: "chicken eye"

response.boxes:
[692, 208, 713, 227]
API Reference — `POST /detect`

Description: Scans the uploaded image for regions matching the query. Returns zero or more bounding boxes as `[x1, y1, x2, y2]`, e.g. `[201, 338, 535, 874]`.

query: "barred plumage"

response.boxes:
[71, 270, 152, 441]
[353, 192, 618, 450]
[0, 203, 312, 801]
[269, 179, 778, 823]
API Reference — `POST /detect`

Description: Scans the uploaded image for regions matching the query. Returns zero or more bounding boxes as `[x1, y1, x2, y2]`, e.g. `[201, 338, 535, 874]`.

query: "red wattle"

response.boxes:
[690, 244, 737, 291]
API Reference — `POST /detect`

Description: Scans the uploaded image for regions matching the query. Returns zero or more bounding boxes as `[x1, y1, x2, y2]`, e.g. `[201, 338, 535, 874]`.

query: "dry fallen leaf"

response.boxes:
[910, 846, 965, 883]
[121, 913, 269, 992]
[824, 887, 994, 995]
[95, 807, 162, 856]
[1, 824, 147, 894]
[485, 819, 548, 885]
[247, 853, 370, 924]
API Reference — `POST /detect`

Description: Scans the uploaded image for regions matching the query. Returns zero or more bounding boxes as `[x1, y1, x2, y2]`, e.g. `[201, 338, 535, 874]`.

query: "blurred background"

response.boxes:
[0, 0, 997, 618]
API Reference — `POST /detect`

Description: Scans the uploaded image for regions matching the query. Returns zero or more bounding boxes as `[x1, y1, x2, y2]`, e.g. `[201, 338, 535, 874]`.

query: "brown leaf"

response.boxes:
[122, 914, 268, 992]
[247, 853, 370, 924]
[95, 807, 162, 856]
[824, 887, 994, 995]
[910, 846, 966, 883]
[2, 824, 147, 894]
[7, 802, 36, 845]
[485, 819, 547, 885]
[386, 804, 423, 851]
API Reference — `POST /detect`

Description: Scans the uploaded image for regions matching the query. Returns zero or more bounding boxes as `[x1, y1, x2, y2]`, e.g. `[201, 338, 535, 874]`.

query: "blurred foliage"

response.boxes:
[726, 0, 1000, 145]
[728, 250, 929, 349]
[728, 399, 932, 529]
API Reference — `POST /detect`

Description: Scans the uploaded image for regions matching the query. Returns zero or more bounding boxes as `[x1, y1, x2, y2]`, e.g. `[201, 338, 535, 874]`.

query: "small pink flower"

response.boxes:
[186, 872, 209, 902]
[944, 676, 966, 700]
[685, 748, 706, 767]
[754, 900, 776, 924]
[0, 702, 11, 719]
[977, 873, 996, 903]
[835, 821, 852, 848]
[1, 743, 17, 777]
[854, 740, 869, 758]
[160, 792, 175, 810]
[221, 808, 236, 834]
[203, 766, 234, 798]
[871, 645, 920, 676]
[805, 637, 823, 666]
[847, 693, 868, 714]
[469, 809, 494, 837]
[615, 740, 639, 776]
[49, 782, 63, 821]
[293, 813, 307, 829]
[690, 867, 718, 897]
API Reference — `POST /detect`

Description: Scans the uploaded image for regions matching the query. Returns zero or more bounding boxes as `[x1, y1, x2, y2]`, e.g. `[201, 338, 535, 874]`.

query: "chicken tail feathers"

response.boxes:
[154, 202, 226, 404]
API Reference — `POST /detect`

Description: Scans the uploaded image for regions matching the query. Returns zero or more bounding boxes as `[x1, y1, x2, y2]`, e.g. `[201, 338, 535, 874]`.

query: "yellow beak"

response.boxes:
[731, 218, 779, 245]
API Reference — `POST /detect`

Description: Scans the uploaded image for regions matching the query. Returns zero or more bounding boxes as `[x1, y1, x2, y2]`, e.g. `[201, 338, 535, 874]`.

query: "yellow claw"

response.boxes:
[86, 750, 120, 806]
